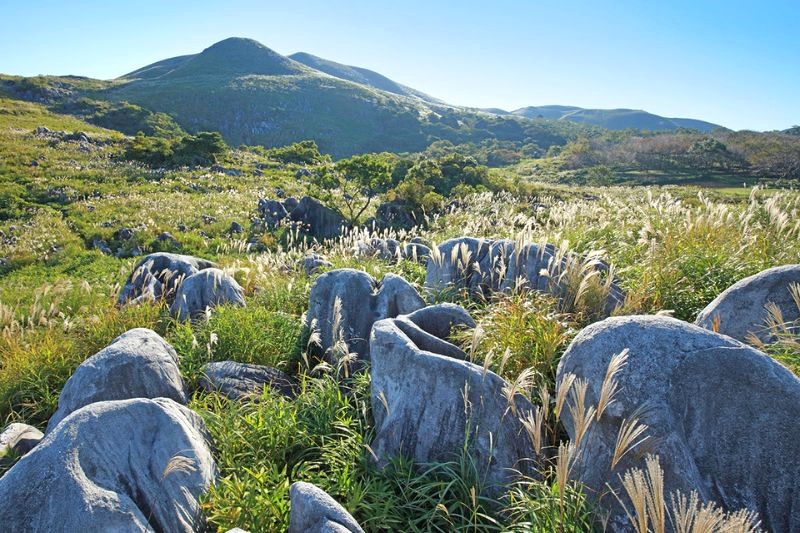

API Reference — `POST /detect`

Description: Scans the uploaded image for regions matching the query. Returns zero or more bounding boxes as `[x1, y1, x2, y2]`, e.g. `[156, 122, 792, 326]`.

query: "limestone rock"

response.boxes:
[556, 315, 800, 532]
[200, 361, 298, 400]
[289, 196, 347, 240]
[258, 198, 289, 227]
[0, 398, 216, 532]
[305, 269, 425, 362]
[170, 268, 245, 321]
[302, 253, 333, 276]
[288, 481, 364, 533]
[0, 423, 43, 458]
[369, 316, 537, 494]
[46, 328, 186, 433]
[696, 264, 800, 343]
[117, 252, 216, 306]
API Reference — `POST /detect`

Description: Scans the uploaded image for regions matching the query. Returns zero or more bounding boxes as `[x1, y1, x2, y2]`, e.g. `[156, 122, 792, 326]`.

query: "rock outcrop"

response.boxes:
[425, 237, 624, 315]
[200, 361, 298, 400]
[46, 328, 186, 432]
[117, 252, 216, 306]
[302, 253, 333, 276]
[0, 423, 43, 458]
[288, 481, 364, 533]
[0, 398, 216, 532]
[305, 269, 425, 362]
[556, 315, 800, 532]
[289, 196, 347, 240]
[170, 268, 246, 320]
[695, 264, 800, 343]
[369, 310, 536, 494]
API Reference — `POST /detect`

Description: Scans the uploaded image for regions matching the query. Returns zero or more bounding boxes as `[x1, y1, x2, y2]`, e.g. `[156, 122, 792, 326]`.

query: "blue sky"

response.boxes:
[1, 0, 798, 131]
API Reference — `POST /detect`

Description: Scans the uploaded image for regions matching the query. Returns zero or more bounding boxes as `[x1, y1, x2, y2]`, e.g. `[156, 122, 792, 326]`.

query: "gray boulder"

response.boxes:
[696, 264, 800, 343]
[170, 268, 246, 321]
[258, 198, 289, 227]
[302, 253, 333, 276]
[0, 398, 216, 532]
[425, 237, 514, 297]
[288, 482, 364, 533]
[46, 328, 186, 433]
[375, 200, 418, 230]
[289, 196, 347, 240]
[402, 242, 431, 264]
[556, 315, 800, 532]
[425, 237, 624, 315]
[117, 252, 216, 306]
[200, 361, 298, 400]
[355, 238, 401, 261]
[283, 196, 299, 211]
[0, 423, 43, 458]
[305, 269, 425, 363]
[369, 315, 537, 494]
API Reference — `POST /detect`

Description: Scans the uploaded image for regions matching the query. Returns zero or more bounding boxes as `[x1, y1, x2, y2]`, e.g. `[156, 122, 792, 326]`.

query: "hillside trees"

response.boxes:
[124, 131, 227, 167]
[310, 153, 393, 223]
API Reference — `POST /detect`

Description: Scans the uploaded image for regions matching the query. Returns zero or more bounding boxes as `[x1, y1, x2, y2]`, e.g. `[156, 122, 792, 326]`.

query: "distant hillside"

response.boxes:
[513, 106, 723, 132]
[1, 37, 730, 157]
[101, 38, 587, 157]
[288, 52, 441, 104]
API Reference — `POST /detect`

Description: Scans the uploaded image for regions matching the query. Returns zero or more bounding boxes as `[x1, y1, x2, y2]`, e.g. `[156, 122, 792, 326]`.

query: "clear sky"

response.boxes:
[1, 0, 798, 131]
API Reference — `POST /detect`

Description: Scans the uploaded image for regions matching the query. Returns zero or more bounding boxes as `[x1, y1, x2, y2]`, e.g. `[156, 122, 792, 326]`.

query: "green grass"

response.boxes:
[0, 94, 796, 531]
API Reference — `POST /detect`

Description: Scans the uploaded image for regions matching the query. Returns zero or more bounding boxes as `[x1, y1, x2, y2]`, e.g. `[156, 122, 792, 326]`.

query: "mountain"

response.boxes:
[101, 37, 585, 157]
[1, 37, 726, 157]
[512, 106, 722, 132]
[122, 38, 309, 80]
[288, 52, 441, 103]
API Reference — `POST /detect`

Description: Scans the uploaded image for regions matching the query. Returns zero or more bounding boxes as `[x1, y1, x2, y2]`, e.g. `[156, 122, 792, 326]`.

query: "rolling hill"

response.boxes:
[512, 105, 722, 132]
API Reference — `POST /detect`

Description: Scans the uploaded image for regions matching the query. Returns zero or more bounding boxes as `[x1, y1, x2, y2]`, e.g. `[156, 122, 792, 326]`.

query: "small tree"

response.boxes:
[311, 153, 392, 224]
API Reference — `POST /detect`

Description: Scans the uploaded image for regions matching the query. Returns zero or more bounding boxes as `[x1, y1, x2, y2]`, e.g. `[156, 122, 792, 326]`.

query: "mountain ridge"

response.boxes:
[512, 105, 722, 132]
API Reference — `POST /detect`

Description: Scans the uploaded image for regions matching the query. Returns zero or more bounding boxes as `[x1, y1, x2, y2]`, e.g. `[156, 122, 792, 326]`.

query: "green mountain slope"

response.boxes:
[513, 105, 722, 132]
[288, 52, 442, 103]
[101, 38, 587, 157]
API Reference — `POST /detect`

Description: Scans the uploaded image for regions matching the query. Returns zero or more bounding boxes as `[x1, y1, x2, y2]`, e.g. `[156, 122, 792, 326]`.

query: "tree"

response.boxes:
[311, 153, 392, 224]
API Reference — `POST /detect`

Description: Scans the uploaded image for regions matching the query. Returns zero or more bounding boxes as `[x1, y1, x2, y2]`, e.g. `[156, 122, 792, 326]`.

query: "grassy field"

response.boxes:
[0, 97, 796, 531]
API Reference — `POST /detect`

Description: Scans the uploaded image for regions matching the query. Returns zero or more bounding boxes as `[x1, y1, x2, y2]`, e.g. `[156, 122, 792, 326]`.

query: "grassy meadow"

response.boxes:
[0, 96, 797, 531]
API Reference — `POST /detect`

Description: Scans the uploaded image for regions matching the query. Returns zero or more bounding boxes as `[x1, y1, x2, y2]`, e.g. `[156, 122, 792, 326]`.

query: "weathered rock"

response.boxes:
[0, 398, 216, 532]
[258, 198, 289, 227]
[305, 269, 425, 362]
[115, 227, 134, 241]
[283, 196, 299, 211]
[556, 315, 800, 532]
[170, 268, 245, 321]
[503, 242, 625, 315]
[229, 221, 244, 233]
[402, 242, 431, 264]
[289, 196, 347, 240]
[46, 328, 186, 432]
[200, 361, 298, 399]
[0, 423, 43, 457]
[288, 482, 364, 533]
[375, 200, 419, 230]
[355, 238, 401, 261]
[117, 252, 216, 306]
[302, 253, 332, 276]
[92, 238, 113, 255]
[696, 264, 800, 343]
[115, 245, 143, 259]
[403, 302, 476, 339]
[369, 316, 537, 493]
[425, 237, 624, 315]
[425, 237, 514, 297]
